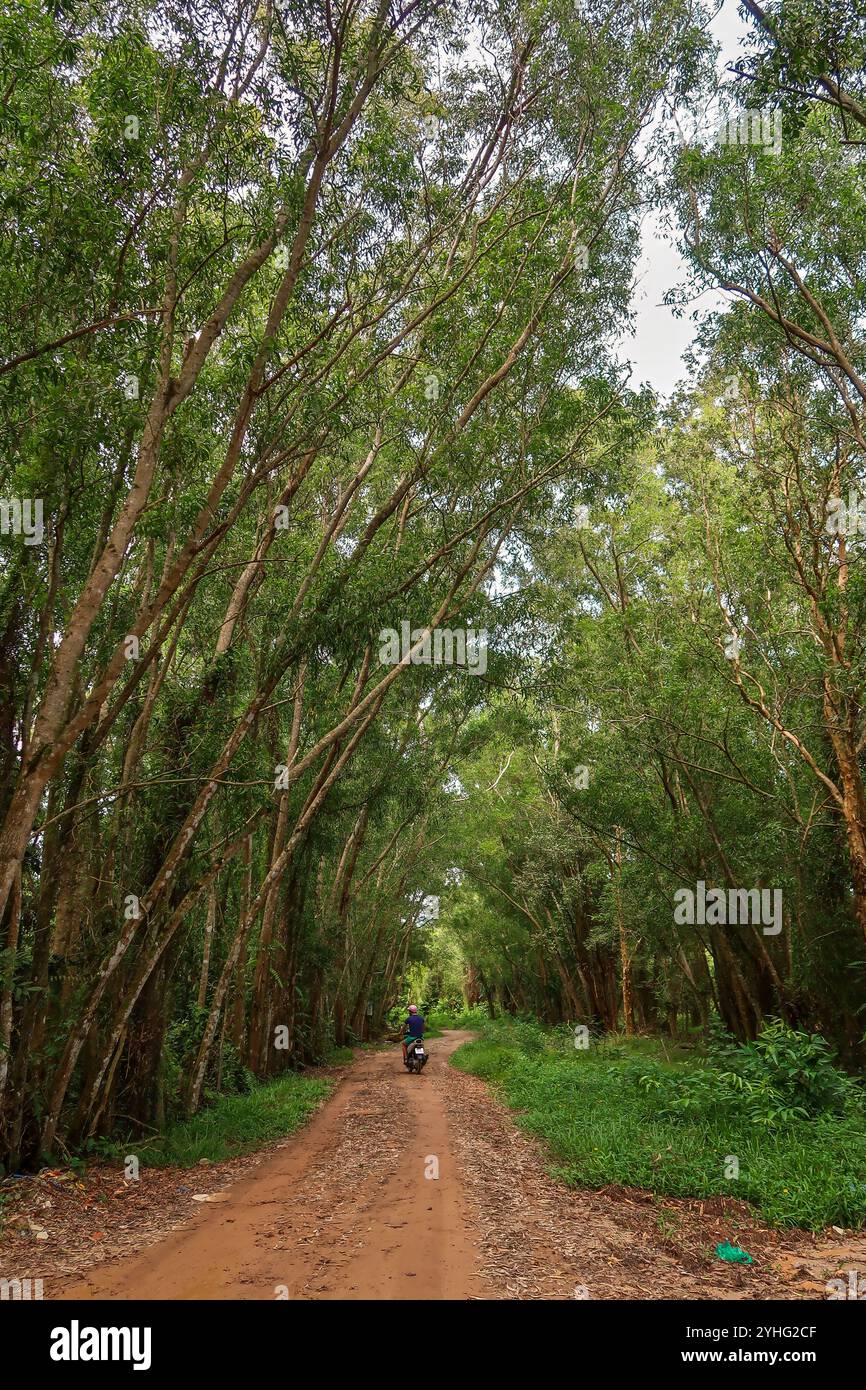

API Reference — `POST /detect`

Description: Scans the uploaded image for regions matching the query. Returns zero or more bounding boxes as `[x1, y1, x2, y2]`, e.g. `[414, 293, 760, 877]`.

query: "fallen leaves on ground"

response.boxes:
[444, 1064, 866, 1300]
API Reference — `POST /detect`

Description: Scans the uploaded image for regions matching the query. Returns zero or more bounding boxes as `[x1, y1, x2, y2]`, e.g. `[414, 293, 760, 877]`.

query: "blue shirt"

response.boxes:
[405, 1014, 425, 1037]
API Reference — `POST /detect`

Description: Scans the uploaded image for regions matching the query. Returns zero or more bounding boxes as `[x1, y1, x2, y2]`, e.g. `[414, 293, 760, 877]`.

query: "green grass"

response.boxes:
[111, 1073, 334, 1169]
[451, 1022, 866, 1232]
[323, 1045, 356, 1065]
[427, 1005, 488, 1032]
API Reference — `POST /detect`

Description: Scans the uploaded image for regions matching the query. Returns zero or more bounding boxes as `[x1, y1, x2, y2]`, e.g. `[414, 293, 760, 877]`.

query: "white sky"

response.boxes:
[615, 0, 751, 398]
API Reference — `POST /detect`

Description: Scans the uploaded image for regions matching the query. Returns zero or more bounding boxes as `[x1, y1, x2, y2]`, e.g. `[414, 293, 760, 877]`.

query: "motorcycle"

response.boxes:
[404, 1038, 429, 1074]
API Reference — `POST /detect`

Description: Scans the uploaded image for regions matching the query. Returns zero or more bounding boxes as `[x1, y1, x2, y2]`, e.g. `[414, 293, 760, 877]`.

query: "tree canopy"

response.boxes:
[1, 0, 864, 1172]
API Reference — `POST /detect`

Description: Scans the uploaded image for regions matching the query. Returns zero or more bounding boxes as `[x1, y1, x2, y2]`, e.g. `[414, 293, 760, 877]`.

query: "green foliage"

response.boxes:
[453, 1020, 866, 1231]
[111, 1074, 333, 1169]
[479, 1014, 548, 1054]
[717, 1020, 861, 1118]
[2, 0, 865, 1217]
[1, 0, 712, 1169]
[426, 1004, 490, 1031]
[639, 1021, 863, 1128]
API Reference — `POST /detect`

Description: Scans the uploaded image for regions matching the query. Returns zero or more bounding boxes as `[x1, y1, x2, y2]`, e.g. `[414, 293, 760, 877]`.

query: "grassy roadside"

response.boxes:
[103, 1073, 335, 1170]
[451, 1019, 866, 1231]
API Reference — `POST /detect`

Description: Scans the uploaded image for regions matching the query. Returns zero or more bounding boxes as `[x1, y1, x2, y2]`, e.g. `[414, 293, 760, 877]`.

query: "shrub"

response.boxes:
[639, 1020, 863, 1128]
[711, 1019, 862, 1117]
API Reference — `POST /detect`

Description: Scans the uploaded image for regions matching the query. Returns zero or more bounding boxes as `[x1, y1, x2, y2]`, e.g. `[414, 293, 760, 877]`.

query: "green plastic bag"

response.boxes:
[716, 1241, 753, 1264]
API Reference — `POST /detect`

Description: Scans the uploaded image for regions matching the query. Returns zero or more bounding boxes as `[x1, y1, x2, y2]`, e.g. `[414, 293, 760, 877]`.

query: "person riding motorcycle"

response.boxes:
[402, 1004, 426, 1063]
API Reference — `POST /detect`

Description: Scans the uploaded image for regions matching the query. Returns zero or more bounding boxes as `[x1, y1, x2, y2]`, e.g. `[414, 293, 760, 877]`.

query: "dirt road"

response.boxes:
[54, 1030, 865, 1301]
[63, 1031, 485, 1300]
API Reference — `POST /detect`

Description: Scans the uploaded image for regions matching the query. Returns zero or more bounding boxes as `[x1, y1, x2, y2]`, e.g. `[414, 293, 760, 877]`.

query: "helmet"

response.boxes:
[407, 1004, 418, 1014]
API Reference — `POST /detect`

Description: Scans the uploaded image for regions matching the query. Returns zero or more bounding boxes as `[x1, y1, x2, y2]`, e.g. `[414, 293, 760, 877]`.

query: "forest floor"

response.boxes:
[2, 1030, 865, 1300]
